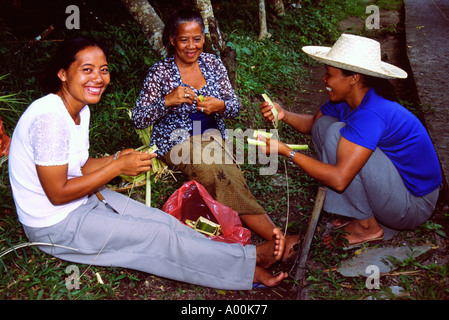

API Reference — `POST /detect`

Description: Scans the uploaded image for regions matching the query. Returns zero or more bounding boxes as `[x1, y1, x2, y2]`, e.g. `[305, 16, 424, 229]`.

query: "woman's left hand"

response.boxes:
[165, 86, 196, 107]
[197, 96, 225, 115]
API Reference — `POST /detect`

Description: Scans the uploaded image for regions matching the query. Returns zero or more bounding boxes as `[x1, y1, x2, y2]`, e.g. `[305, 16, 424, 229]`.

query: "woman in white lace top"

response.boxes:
[8, 37, 288, 290]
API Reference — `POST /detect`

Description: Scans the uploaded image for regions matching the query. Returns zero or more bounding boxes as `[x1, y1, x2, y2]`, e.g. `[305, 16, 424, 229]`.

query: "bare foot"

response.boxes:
[256, 228, 285, 268]
[240, 213, 278, 241]
[253, 266, 288, 287]
[282, 234, 300, 262]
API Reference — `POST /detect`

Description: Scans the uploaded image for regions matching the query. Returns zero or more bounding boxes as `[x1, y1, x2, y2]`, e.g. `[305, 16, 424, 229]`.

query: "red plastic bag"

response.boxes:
[0, 115, 10, 157]
[162, 180, 251, 246]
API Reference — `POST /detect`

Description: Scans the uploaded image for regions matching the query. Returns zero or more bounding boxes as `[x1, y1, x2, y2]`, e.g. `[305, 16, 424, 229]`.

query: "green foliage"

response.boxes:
[220, 0, 343, 100]
[375, 0, 403, 11]
[216, 0, 365, 132]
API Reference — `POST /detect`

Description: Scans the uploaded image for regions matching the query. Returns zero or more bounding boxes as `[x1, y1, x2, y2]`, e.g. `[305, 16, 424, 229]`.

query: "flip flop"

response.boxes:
[252, 283, 268, 289]
[323, 233, 384, 250]
[341, 235, 384, 250]
[332, 218, 351, 230]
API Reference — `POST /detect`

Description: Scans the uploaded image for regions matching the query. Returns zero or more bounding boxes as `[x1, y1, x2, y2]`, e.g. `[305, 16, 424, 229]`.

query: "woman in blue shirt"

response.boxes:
[258, 34, 441, 248]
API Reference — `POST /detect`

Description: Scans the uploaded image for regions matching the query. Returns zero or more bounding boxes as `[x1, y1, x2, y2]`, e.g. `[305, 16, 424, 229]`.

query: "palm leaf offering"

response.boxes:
[109, 110, 176, 206]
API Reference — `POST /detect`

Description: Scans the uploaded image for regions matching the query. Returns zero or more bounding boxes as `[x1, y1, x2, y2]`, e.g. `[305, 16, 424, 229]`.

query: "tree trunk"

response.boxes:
[194, 0, 226, 55]
[120, 0, 166, 59]
[121, 0, 237, 87]
[258, 0, 270, 40]
[195, 0, 237, 88]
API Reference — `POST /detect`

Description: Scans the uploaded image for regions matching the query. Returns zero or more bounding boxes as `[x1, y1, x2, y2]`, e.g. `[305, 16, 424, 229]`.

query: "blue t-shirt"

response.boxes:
[320, 88, 441, 197]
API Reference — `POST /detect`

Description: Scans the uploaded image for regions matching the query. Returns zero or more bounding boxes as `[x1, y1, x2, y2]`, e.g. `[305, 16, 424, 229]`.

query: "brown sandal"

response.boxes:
[332, 218, 351, 230]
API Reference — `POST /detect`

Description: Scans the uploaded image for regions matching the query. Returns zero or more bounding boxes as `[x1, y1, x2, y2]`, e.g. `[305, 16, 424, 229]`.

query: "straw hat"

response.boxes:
[302, 33, 407, 79]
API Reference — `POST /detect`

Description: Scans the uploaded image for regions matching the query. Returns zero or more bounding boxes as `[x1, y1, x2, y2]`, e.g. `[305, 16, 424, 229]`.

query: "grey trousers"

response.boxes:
[23, 188, 256, 290]
[311, 115, 439, 230]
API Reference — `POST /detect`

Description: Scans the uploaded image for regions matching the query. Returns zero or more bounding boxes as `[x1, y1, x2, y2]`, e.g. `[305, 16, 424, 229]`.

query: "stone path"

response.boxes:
[405, 0, 449, 201]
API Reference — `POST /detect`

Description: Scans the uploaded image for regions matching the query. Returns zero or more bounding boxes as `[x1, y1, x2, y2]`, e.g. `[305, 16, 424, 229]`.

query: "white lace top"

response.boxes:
[8, 94, 90, 228]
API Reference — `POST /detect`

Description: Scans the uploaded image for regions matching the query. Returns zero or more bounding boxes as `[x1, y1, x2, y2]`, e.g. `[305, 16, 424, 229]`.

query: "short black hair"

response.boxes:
[341, 68, 397, 102]
[40, 36, 108, 94]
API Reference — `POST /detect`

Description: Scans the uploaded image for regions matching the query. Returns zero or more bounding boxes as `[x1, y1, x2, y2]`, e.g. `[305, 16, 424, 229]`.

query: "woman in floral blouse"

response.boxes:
[132, 9, 297, 257]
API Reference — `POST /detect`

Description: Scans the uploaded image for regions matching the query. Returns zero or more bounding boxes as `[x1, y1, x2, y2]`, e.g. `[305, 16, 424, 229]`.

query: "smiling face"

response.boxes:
[170, 21, 204, 65]
[57, 46, 110, 109]
[322, 65, 354, 104]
